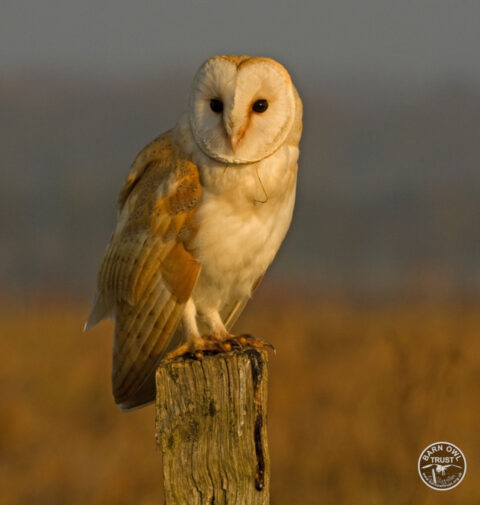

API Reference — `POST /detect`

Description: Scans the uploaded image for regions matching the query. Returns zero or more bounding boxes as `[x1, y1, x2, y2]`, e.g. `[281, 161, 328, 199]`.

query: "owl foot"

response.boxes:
[164, 343, 203, 361]
[196, 333, 239, 354]
[225, 334, 275, 352]
[164, 333, 234, 361]
[164, 334, 273, 361]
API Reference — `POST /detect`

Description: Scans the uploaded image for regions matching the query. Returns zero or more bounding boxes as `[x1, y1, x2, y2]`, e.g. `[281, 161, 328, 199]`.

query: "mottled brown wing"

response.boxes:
[87, 133, 201, 408]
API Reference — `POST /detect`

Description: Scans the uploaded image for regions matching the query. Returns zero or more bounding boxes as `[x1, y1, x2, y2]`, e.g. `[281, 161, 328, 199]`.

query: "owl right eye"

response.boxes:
[210, 98, 224, 113]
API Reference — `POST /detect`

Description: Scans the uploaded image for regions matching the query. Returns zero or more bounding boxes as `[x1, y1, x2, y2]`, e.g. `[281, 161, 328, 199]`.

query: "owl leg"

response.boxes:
[165, 302, 233, 360]
[165, 299, 205, 359]
[165, 305, 236, 360]
[198, 309, 235, 352]
[202, 309, 232, 342]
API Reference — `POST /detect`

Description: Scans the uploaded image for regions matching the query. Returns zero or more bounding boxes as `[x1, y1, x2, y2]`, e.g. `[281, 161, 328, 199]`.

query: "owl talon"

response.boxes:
[164, 333, 274, 363]
[229, 338, 244, 349]
[164, 343, 199, 361]
[164, 334, 233, 361]
[227, 334, 275, 352]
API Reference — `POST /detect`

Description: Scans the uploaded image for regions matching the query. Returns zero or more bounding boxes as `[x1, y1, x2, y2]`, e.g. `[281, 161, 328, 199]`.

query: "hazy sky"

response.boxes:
[2, 0, 479, 83]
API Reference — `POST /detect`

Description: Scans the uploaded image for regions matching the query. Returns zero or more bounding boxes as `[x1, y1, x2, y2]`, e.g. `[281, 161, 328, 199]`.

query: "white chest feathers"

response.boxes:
[191, 143, 299, 310]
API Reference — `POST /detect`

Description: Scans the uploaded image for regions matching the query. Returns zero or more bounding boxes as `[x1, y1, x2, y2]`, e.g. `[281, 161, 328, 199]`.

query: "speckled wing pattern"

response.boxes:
[86, 132, 201, 408]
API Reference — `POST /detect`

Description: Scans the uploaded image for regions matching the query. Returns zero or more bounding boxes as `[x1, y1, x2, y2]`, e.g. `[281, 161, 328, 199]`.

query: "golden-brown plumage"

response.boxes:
[88, 132, 201, 407]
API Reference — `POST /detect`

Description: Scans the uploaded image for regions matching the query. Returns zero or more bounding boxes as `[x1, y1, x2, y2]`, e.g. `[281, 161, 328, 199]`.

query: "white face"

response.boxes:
[189, 56, 296, 164]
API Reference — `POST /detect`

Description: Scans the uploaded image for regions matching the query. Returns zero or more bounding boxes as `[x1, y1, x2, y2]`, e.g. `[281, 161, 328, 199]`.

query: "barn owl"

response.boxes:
[85, 55, 303, 410]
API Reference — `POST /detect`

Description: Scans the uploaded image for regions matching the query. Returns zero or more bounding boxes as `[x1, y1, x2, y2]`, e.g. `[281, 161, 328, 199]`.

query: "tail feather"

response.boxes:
[117, 324, 185, 411]
[118, 374, 156, 411]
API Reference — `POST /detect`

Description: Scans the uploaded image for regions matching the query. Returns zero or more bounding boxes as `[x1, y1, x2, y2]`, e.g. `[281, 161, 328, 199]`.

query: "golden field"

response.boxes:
[1, 291, 479, 505]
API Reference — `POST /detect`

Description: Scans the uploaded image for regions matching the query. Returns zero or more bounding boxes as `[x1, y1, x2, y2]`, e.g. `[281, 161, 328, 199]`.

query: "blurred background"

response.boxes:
[1, 1, 479, 504]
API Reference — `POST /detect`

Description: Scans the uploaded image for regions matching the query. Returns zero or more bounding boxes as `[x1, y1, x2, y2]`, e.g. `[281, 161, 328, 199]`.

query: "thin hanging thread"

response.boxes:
[222, 164, 268, 204]
[254, 165, 268, 204]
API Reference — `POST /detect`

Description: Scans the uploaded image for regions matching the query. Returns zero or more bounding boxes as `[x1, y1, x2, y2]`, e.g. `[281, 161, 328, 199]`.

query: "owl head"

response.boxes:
[188, 55, 299, 165]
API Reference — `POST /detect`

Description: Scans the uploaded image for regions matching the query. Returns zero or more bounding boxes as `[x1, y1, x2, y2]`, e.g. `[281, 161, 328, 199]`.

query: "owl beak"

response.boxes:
[230, 134, 240, 152]
[224, 111, 247, 152]
[229, 125, 247, 152]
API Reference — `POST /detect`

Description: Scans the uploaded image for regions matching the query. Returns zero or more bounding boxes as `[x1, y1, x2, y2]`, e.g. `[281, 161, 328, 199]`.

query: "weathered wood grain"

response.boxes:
[156, 348, 270, 505]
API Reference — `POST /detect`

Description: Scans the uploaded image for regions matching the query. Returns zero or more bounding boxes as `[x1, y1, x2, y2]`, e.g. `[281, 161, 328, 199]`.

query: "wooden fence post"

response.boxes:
[155, 348, 270, 505]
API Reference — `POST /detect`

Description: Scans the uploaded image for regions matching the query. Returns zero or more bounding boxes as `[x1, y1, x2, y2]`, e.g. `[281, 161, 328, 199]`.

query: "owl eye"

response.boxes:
[210, 98, 224, 113]
[252, 99, 268, 113]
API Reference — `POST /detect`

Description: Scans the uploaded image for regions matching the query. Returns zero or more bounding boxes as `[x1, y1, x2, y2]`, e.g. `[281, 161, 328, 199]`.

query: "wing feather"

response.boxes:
[114, 281, 171, 361]
[114, 294, 177, 398]
[86, 132, 202, 408]
[119, 301, 184, 398]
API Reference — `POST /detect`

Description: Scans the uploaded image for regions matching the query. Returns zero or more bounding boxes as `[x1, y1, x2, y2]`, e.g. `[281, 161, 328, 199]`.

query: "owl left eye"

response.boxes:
[252, 99, 268, 113]
[210, 98, 224, 113]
